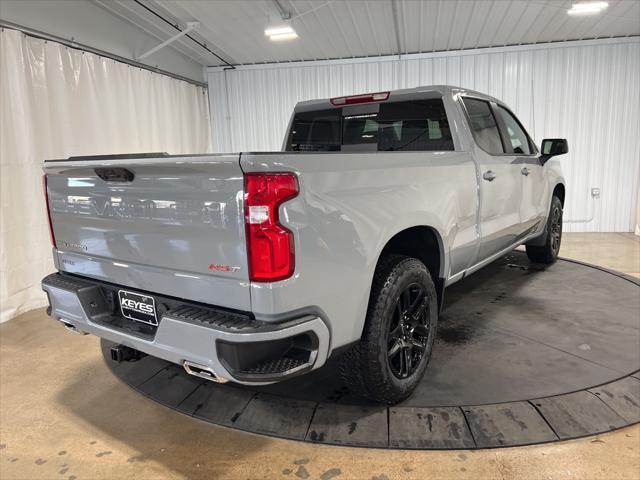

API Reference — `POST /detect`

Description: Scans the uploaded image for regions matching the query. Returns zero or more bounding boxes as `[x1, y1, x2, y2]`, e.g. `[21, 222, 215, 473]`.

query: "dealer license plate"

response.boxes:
[118, 290, 158, 326]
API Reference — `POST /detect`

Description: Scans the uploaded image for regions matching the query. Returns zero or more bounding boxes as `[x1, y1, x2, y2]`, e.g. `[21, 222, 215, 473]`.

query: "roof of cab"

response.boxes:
[293, 85, 503, 111]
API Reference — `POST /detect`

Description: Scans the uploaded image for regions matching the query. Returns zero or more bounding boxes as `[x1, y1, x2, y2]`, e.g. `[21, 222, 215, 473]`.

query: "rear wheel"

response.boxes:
[526, 195, 563, 264]
[339, 254, 438, 404]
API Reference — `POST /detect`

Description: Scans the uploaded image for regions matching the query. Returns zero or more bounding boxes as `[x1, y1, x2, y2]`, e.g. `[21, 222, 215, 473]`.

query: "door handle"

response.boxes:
[521, 167, 530, 176]
[483, 170, 497, 182]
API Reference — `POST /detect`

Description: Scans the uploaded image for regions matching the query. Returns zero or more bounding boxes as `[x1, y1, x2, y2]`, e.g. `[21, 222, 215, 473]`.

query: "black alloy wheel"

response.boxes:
[387, 284, 430, 379]
[550, 203, 562, 255]
[339, 254, 438, 404]
[526, 195, 563, 264]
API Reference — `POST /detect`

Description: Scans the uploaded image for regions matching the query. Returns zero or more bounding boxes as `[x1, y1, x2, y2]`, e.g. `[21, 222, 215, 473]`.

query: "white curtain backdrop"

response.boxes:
[0, 28, 212, 323]
[208, 38, 640, 233]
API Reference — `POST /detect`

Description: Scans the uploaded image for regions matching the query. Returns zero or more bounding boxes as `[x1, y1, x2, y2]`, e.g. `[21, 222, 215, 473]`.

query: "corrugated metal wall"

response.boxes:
[207, 38, 640, 232]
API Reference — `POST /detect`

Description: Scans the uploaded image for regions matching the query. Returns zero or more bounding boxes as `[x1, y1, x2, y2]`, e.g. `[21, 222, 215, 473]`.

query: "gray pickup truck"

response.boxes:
[42, 85, 568, 404]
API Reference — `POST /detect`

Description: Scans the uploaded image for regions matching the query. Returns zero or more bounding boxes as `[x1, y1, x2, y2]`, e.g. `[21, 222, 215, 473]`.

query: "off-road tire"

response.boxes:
[339, 254, 438, 404]
[526, 195, 563, 264]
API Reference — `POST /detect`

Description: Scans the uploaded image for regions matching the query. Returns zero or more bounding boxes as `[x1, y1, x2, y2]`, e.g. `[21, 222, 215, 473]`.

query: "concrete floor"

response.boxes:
[558, 232, 640, 278]
[1, 233, 639, 479]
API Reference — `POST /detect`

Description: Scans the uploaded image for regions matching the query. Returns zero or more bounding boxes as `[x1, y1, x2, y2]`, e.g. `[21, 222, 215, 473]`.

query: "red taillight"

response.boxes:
[244, 173, 299, 282]
[42, 175, 56, 247]
[330, 91, 390, 106]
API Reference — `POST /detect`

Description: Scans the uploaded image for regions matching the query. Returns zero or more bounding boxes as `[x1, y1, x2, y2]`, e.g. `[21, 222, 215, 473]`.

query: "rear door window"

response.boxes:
[462, 98, 505, 155]
[287, 98, 454, 152]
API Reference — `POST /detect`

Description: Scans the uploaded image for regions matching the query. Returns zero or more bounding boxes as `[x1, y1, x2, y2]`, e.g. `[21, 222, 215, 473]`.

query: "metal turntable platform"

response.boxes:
[103, 252, 640, 449]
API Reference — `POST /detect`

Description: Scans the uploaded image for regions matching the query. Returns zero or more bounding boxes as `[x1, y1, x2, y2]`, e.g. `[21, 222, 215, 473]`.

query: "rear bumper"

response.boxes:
[41, 273, 330, 385]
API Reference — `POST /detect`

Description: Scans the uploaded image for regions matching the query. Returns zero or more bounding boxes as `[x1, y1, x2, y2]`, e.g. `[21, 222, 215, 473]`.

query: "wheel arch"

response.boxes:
[375, 225, 446, 311]
[527, 182, 566, 248]
[553, 182, 566, 206]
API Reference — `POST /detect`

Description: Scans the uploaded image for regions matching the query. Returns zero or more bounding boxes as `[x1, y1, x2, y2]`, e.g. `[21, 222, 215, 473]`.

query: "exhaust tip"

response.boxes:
[183, 361, 228, 383]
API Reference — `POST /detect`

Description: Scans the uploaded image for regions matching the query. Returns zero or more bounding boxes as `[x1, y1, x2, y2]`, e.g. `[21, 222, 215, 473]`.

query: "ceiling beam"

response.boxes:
[133, 0, 236, 69]
[137, 21, 199, 60]
[272, 0, 291, 20]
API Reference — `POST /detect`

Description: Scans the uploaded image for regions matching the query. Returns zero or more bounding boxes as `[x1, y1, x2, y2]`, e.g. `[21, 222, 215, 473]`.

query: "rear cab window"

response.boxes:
[287, 109, 341, 152]
[286, 96, 454, 152]
[461, 97, 505, 155]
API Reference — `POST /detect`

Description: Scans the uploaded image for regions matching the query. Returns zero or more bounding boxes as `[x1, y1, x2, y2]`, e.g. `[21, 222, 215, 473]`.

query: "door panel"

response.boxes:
[520, 159, 547, 233]
[475, 152, 524, 259]
[493, 105, 544, 235]
[461, 97, 523, 262]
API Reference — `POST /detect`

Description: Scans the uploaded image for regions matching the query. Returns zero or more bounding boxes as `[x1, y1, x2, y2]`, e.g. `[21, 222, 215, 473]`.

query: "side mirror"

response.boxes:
[540, 138, 568, 164]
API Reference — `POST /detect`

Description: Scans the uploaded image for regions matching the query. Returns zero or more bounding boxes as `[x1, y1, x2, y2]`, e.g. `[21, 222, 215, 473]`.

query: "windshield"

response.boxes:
[286, 98, 453, 152]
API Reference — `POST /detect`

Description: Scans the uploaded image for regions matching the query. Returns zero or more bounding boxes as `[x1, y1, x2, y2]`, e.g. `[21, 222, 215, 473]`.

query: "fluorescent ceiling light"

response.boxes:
[265, 25, 295, 36]
[269, 31, 298, 41]
[567, 1, 608, 15]
[265, 13, 298, 41]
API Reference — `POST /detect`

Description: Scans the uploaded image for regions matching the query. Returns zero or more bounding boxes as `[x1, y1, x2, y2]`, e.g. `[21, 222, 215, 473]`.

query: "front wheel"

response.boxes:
[339, 254, 438, 404]
[526, 195, 563, 264]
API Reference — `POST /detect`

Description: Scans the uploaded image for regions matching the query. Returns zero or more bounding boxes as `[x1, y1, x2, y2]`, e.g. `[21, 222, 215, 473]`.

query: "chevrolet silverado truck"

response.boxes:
[41, 85, 568, 404]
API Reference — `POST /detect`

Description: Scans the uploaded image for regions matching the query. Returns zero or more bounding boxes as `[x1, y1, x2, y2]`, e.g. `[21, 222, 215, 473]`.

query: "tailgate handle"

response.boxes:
[94, 168, 134, 183]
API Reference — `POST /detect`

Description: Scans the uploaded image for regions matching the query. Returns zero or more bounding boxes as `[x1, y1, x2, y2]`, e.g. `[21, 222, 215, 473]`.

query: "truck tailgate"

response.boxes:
[43, 154, 250, 311]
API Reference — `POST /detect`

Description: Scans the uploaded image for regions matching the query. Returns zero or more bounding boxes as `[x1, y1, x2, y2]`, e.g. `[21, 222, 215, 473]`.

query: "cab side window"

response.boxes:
[495, 106, 532, 155]
[462, 98, 504, 155]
